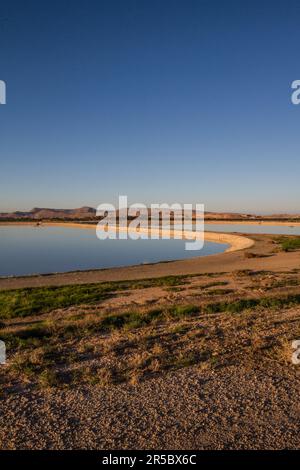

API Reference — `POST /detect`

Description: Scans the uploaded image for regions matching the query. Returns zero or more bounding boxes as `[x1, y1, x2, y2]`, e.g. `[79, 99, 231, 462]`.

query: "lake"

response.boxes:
[1, 223, 299, 277]
[0, 225, 227, 277]
[206, 223, 300, 235]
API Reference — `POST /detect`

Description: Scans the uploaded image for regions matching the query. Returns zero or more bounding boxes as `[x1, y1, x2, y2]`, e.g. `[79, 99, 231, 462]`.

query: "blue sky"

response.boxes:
[0, 0, 300, 213]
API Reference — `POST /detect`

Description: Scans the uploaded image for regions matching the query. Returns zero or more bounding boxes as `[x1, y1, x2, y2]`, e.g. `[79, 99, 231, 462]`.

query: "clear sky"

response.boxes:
[1, 0, 300, 213]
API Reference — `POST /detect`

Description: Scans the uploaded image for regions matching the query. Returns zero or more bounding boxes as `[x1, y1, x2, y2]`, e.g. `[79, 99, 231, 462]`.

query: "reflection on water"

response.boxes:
[0, 226, 228, 277]
[172, 221, 300, 236]
[205, 223, 300, 235]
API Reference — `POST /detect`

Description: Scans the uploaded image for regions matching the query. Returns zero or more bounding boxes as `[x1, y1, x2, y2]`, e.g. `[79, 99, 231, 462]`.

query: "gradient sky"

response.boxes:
[1, 0, 300, 213]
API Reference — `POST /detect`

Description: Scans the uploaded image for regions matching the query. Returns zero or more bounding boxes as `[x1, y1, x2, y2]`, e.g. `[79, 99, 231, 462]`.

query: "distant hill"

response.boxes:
[204, 212, 300, 220]
[0, 207, 300, 221]
[0, 207, 97, 220]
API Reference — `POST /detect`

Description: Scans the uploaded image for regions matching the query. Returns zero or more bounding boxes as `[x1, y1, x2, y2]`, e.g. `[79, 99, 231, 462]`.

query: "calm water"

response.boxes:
[205, 223, 300, 235]
[2, 223, 299, 277]
[0, 226, 228, 277]
[173, 222, 300, 236]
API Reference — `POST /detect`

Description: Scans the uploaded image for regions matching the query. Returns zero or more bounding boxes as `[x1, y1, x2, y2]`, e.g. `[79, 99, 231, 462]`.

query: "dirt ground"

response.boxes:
[0, 363, 299, 450]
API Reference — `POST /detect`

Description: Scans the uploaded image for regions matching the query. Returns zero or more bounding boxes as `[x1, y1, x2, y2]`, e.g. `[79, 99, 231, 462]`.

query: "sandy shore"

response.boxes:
[95, 224, 255, 253]
[204, 231, 254, 252]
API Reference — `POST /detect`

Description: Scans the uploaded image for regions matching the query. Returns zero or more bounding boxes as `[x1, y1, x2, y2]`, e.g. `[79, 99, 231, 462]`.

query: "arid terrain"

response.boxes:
[0, 231, 300, 449]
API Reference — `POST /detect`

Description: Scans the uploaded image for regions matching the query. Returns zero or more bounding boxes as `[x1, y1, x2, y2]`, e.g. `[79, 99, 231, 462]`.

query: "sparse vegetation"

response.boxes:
[203, 293, 300, 314]
[0, 274, 196, 319]
[206, 288, 234, 296]
[1, 268, 300, 393]
[276, 236, 300, 252]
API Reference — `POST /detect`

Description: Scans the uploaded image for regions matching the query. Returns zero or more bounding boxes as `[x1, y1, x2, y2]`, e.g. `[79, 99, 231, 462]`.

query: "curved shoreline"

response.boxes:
[2, 230, 300, 290]
[0, 221, 254, 253]
[0, 221, 262, 290]
[204, 231, 254, 252]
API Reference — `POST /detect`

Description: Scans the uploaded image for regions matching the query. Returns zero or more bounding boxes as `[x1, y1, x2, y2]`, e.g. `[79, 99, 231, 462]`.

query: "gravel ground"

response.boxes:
[0, 364, 299, 450]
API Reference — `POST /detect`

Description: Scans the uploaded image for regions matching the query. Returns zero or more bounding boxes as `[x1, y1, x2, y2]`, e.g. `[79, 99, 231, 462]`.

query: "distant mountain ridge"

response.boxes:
[1, 207, 300, 221]
[0, 207, 97, 220]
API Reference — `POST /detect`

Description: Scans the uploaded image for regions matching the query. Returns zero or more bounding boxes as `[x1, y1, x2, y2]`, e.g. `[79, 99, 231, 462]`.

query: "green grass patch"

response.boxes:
[168, 304, 200, 317]
[100, 306, 198, 332]
[204, 293, 300, 314]
[276, 236, 300, 252]
[0, 274, 196, 319]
